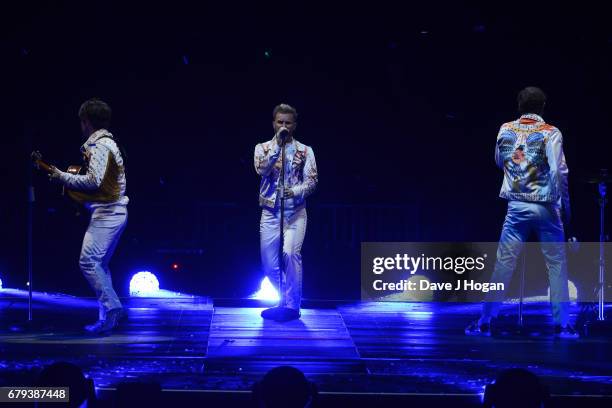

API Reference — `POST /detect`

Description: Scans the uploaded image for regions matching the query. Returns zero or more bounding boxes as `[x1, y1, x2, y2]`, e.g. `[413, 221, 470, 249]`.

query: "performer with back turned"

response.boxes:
[254, 103, 318, 320]
[50, 98, 128, 335]
[465, 87, 579, 339]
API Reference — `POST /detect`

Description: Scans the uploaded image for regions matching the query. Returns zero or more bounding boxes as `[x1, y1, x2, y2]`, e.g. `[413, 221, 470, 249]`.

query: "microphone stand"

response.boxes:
[261, 134, 300, 321]
[597, 177, 607, 321]
[27, 181, 34, 322]
[10, 128, 38, 332]
[517, 249, 526, 331]
[585, 169, 611, 336]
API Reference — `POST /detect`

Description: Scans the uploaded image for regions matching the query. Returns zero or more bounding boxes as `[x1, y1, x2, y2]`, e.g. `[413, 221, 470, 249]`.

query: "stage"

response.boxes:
[1, 291, 611, 406]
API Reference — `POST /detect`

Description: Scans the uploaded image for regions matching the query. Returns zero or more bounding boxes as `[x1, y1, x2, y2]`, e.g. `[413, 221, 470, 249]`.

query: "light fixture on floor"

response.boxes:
[129, 271, 160, 297]
[251, 276, 279, 301]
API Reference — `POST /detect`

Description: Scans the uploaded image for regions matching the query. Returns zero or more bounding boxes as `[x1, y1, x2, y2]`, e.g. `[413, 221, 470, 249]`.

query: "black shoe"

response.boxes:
[554, 324, 579, 339]
[288, 308, 301, 320]
[261, 307, 300, 321]
[465, 320, 491, 337]
[84, 308, 124, 335]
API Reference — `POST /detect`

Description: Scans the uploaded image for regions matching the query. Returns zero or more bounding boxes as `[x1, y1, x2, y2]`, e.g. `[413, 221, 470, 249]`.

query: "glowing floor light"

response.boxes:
[129, 271, 160, 297]
[251, 277, 279, 301]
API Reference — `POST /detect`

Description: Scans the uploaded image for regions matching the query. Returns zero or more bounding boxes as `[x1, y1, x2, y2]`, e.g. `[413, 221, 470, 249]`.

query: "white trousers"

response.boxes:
[482, 201, 570, 326]
[80, 205, 127, 320]
[260, 207, 307, 310]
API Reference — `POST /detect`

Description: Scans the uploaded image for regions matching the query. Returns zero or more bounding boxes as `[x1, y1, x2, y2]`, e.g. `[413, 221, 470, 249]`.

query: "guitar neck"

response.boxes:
[34, 159, 54, 174]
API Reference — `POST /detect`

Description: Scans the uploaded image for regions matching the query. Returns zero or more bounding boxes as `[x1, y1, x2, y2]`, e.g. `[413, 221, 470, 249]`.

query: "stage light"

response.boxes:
[251, 276, 279, 301]
[171, 263, 180, 271]
[376, 275, 434, 302]
[129, 271, 160, 297]
[480, 384, 488, 404]
[0, 277, 3, 290]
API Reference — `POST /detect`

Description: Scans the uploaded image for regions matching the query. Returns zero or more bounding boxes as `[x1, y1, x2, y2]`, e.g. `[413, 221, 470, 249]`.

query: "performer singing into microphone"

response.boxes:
[254, 104, 318, 318]
[49, 98, 128, 335]
[465, 87, 578, 339]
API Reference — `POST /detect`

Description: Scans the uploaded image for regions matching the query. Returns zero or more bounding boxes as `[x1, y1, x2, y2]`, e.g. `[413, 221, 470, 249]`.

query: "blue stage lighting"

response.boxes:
[251, 276, 279, 301]
[129, 271, 160, 297]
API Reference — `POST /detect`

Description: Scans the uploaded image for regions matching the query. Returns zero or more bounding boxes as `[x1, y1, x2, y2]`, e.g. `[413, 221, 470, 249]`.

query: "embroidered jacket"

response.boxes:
[59, 129, 129, 209]
[254, 137, 318, 217]
[495, 114, 570, 216]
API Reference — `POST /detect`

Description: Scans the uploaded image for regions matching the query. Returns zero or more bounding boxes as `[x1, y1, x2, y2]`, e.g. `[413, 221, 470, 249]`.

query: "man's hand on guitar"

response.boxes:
[48, 165, 64, 183]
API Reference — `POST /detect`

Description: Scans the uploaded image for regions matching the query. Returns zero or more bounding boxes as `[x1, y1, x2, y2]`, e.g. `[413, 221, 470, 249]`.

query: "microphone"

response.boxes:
[277, 127, 290, 144]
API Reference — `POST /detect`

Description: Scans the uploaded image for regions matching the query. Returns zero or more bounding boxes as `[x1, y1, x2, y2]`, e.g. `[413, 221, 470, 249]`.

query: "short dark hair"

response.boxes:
[484, 368, 549, 408]
[273, 103, 298, 121]
[517, 87, 546, 115]
[254, 366, 314, 408]
[37, 362, 93, 408]
[79, 98, 112, 129]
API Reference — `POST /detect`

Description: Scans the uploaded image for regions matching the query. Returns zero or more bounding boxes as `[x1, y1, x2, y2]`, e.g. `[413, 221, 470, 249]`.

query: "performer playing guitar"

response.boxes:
[32, 98, 129, 335]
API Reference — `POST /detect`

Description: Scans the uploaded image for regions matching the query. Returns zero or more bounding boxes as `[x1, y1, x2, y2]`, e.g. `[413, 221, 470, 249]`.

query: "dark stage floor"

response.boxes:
[1, 290, 612, 404]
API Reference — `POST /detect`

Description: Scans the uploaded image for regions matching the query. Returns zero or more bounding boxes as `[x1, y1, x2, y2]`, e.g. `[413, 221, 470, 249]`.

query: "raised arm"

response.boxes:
[254, 140, 281, 177]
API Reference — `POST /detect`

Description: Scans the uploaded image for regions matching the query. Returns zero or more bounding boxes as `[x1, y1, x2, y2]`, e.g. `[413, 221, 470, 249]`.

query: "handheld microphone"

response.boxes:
[277, 127, 290, 144]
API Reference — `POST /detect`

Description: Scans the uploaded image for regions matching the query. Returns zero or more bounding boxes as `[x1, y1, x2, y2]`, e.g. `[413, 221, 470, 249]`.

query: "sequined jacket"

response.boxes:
[59, 129, 129, 209]
[495, 114, 570, 216]
[254, 137, 318, 216]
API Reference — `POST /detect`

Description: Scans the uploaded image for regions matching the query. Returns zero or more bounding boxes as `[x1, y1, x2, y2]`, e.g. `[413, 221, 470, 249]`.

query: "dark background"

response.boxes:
[1, 1, 611, 300]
